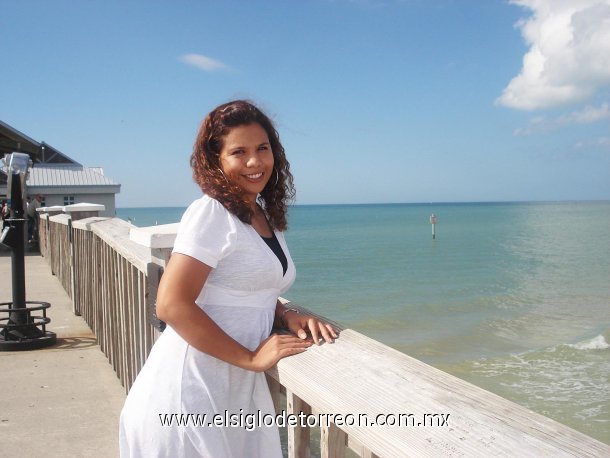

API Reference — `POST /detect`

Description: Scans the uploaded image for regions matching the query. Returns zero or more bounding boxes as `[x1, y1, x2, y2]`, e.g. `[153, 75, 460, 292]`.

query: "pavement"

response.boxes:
[0, 250, 126, 457]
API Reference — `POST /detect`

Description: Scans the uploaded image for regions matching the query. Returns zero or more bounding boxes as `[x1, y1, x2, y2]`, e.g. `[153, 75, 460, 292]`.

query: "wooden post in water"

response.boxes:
[429, 213, 437, 239]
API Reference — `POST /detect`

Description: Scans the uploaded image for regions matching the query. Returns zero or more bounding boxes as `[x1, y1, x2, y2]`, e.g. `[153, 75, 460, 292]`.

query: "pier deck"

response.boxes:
[0, 252, 125, 458]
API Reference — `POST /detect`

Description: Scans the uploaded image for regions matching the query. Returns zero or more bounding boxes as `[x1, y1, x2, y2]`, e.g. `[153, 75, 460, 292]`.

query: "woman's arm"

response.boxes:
[156, 253, 311, 372]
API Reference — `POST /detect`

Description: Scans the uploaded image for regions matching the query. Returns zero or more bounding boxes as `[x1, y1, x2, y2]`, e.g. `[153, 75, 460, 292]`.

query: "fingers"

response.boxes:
[285, 314, 340, 345]
[252, 334, 312, 372]
[308, 318, 320, 345]
[273, 333, 312, 355]
[328, 324, 339, 339]
[317, 322, 334, 345]
[262, 333, 311, 349]
[307, 318, 339, 345]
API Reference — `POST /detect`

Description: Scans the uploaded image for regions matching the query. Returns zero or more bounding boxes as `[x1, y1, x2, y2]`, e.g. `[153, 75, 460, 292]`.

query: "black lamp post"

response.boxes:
[0, 152, 56, 350]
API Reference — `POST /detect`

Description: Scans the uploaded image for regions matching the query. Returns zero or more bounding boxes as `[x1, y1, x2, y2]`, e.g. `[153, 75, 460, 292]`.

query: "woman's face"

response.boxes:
[218, 123, 274, 204]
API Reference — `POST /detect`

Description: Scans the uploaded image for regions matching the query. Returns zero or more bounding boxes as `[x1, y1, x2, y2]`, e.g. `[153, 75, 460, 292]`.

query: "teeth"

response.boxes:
[246, 173, 263, 179]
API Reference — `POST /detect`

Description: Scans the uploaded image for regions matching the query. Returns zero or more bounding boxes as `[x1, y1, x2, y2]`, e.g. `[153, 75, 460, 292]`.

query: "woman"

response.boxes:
[120, 100, 337, 457]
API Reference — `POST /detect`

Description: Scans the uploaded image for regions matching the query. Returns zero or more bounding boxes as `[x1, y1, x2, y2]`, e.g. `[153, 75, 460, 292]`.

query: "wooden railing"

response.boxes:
[42, 214, 162, 390]
[39, 212, 609, 457]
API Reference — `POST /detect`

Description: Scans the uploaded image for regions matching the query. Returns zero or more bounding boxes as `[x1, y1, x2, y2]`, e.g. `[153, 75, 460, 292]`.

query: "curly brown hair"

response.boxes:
[190, 100, 295, 231]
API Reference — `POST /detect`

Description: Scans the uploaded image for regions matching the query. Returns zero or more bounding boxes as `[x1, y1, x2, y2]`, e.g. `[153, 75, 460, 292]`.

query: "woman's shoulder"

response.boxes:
[174, 194, 239, 265]
[179, 194, 238, 234]
[183, 194, 231, 219]
[188, 193, 224, 209]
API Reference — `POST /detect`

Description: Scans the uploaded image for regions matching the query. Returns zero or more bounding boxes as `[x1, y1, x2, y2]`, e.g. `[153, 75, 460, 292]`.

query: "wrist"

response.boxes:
[281, 308, 299, 327]
[244, 349, 260, 372]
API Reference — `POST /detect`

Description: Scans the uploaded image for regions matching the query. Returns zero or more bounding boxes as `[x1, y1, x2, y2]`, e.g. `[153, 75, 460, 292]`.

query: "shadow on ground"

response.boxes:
[52, 336, 98, 350]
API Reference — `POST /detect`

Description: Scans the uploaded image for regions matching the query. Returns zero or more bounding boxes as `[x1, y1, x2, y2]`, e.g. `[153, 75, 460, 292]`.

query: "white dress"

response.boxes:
[119, 195, 295, 458]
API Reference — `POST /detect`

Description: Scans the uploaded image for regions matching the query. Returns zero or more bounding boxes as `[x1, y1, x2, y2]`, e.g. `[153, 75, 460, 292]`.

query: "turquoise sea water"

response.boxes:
[117, 202, 610, 443]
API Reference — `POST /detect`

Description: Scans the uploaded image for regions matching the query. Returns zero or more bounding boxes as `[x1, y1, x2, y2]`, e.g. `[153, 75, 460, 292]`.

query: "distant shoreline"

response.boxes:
[117, 199, 610, 210]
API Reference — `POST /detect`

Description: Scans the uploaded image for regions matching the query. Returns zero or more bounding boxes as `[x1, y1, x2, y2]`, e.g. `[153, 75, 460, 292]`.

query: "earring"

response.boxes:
[273, 169, 280, 187]
[218, 168, 229, 183]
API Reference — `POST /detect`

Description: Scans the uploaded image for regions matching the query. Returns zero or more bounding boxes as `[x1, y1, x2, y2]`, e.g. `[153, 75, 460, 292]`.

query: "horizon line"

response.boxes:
[116, 198, 610, 210]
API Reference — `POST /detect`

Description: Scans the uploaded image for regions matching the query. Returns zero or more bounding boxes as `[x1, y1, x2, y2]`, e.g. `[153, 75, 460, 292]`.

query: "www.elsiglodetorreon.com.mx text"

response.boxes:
[159, 410, 450, 431]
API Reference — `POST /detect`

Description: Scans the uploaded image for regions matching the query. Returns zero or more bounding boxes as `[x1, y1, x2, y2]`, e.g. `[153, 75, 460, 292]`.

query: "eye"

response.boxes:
[230, 149, 244, 156]
[258, 144, 270, 151]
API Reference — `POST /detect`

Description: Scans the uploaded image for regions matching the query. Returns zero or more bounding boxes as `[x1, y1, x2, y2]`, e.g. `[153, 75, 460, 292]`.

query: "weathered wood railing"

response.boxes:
[38, 211, 609, 457]
[40, 212, 162, 390]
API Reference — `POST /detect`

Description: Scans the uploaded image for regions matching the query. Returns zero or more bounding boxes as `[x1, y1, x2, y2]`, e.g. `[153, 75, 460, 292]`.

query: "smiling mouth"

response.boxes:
[244, 172, 264, 180]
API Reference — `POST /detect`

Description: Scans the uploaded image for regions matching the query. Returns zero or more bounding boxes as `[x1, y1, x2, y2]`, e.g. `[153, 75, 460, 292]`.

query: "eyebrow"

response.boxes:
[228, 141, 270, 150]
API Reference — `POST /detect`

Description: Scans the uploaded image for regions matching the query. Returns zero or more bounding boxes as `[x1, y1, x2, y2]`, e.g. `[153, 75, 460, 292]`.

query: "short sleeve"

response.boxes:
[172, 195, 237, 268]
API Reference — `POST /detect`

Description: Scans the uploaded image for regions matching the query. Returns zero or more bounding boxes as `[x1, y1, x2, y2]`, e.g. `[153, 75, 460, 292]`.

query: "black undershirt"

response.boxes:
[261, 232, 288, 276]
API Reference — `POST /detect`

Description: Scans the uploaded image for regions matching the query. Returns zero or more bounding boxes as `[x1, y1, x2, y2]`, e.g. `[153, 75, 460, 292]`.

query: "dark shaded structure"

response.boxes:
[0, 152, 56, 350]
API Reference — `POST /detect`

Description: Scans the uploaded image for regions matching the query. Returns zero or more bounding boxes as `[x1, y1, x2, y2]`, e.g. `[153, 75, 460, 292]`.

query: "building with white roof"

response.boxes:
[0, 120, 120, 217]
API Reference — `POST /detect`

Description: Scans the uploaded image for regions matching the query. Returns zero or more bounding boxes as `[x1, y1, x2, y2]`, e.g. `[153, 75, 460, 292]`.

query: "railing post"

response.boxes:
[129, 222, 179, 343]
[265, 373, 282, 414]
[321, 422, 346, 458]
[287, 390, 311, 458]
[36, 206, 63, 260]
[145, 262, 164, 342]
[62, 203, 106, 222]
[68, 218, 78, 314]
[38, 213, 48, 257]
[49, 217, 55, 275]
[360, 449, 380, 458]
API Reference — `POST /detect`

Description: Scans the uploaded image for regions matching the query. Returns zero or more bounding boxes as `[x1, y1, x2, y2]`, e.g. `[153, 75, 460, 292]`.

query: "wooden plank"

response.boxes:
[115, 251, 125, 387]
[137, 270, 147, 377]
[92, 234, 101, 337]
[287, 390, 311, 458]
[117, 254, 127, 388]
[144, 262, 164, 347]
[266, 373, 282, 414]
[321, 422, 346, 458]
[75, 229, 84, 322]
[82, 230, 90, 326]
[126, 261, 136, 389]
[346, 436, 379, 458]
[130, 263, 141, 388]
[63, 224, 70, 294]
[38, 215, 48, 257]
[103, 243, 113, 367]
[69, 220, 78, 314]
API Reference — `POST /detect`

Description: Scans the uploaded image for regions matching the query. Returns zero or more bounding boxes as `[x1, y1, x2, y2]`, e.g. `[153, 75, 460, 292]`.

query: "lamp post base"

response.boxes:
[0, 301, 57, 351]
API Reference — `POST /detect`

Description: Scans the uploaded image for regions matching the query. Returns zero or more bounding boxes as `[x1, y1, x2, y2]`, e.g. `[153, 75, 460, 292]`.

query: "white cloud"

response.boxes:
[574, 136, 610, 150]
[497, 0, 610, 110]
[514, 102, 610, 135]
[178, 53, 231, 72]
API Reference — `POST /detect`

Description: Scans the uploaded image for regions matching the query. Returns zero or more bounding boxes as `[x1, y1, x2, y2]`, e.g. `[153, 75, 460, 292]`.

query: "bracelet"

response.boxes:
[281, 308, 299, 326]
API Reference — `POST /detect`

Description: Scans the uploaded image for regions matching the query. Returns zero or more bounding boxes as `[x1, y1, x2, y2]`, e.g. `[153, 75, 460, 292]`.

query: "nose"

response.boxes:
[246, 152, 261, 168]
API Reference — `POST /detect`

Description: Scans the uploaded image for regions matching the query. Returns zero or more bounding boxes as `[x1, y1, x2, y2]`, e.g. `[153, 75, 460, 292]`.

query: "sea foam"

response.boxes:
[568, 335, 610, 351]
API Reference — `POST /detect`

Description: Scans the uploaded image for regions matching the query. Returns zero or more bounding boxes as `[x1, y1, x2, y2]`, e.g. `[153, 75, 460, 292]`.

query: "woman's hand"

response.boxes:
[249, 333, 312, 372]
[284, 312, 339, 345]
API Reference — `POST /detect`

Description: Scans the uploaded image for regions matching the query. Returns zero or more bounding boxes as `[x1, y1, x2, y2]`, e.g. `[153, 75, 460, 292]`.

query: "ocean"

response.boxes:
[117, 201, 610, 444]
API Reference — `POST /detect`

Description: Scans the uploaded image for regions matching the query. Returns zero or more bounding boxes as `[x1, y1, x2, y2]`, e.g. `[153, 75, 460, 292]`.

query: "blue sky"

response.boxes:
[2, 0, 609, 207]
